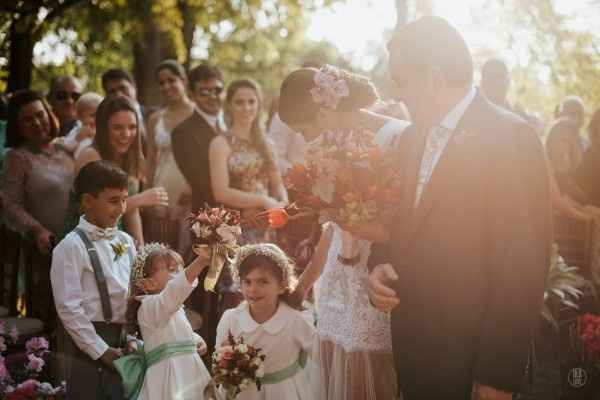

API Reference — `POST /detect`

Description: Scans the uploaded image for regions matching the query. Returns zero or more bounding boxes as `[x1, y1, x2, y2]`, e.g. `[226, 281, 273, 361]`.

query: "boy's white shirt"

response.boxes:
[51, 216, 136, 360]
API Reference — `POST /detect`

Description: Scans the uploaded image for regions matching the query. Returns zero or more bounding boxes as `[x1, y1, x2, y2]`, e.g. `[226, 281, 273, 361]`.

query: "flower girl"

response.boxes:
[116, 243, 211, 399]
[216, 243, 315, 399]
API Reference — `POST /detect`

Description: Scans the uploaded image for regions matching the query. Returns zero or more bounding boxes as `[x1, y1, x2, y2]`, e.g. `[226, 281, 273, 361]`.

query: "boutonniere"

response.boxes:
[111, 241, 130, 261]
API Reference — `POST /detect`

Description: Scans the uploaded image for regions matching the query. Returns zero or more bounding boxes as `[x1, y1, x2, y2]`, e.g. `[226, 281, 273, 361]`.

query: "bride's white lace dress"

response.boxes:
[313, 223, 397, 400]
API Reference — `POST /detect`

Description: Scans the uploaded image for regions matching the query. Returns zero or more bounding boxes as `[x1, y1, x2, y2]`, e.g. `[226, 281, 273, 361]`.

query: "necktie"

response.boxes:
[88, 227, 118, 241]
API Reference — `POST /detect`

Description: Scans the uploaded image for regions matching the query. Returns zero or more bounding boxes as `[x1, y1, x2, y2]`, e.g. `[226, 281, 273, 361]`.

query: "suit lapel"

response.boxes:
[408, 91, 488, 239]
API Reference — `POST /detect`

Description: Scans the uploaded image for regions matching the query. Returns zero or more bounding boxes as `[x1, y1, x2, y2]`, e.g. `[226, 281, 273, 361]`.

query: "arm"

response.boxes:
[145, 112, 160, 187]
[139, 254, 209, 330]
[209, 136, 279, 209]
[50, 240, 110, 360]
[269, 167, 288, 203]
[215, 309, 233, 347]
[122, 208, 144, 247]
[293, 223, 333, 299]
[2, 150, 53, 254]
[474, 123, 552, 393]
[293, 311, 315, 355]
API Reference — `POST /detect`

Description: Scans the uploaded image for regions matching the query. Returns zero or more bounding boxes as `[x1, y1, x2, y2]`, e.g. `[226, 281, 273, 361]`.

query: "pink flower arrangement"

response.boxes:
[25, 354, 45, 373]
[310, 65, 349, 109]
[25, 337, 49, 355]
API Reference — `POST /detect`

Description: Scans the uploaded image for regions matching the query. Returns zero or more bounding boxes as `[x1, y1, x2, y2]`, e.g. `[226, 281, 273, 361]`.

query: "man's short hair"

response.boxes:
[101, 68, 134, 92]
[74, 160, 129, 201]
[387, 16, 473, 86]
[188, 64, 224, 89]
[481, 58, 509, 79]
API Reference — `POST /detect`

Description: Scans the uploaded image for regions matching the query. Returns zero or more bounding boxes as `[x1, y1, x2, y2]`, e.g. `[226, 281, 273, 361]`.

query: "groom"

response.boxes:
[367, 17, 552, 400]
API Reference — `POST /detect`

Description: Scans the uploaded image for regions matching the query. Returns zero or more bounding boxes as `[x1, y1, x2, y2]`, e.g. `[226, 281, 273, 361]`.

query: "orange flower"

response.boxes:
[267, 208, 289, 228]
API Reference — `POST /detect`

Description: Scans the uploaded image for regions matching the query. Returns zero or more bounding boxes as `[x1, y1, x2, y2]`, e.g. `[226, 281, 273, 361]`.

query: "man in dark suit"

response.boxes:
[171, 63, 224, 353]
[172, 64, 224, 212]
[367, 17, 553, 400]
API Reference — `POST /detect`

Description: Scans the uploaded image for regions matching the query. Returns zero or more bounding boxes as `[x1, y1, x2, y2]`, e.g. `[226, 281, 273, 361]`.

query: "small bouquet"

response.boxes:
[261, 129, 402, 230]
[575, 313, 600, 369]
[187, 205, 242, 292]
[210, 332, 266, 400]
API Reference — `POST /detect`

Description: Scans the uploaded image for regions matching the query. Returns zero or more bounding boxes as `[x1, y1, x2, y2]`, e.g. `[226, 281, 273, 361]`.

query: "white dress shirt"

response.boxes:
[196, 107, 224, 133]
[51, 217, 136, 360]
[415, 87, 476, 206]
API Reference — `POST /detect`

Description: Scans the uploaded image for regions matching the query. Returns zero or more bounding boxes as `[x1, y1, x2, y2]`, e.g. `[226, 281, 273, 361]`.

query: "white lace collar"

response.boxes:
[236, 301, 292, 335]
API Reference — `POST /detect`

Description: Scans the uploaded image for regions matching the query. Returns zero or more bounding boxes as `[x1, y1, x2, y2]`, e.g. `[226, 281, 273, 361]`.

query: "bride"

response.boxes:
[278, 65, 409, 400]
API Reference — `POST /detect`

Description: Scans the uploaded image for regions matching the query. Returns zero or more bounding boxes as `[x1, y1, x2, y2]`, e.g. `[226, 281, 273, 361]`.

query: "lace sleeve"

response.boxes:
[2, 149, 45, 237]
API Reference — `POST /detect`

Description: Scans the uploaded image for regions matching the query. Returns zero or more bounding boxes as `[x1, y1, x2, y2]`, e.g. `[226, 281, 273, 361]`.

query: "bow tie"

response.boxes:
[88, 227, 118, 241]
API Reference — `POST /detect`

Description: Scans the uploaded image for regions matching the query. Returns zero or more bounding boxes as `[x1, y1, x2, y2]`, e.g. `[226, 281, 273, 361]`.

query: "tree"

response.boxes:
[0, 0, 88, 92]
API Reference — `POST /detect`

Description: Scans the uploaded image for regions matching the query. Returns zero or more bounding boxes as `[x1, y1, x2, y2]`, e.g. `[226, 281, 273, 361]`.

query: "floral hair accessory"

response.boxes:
[230, 243, 297, 290]
[310, 65, 349, 110]
[131, 242, 170, 291]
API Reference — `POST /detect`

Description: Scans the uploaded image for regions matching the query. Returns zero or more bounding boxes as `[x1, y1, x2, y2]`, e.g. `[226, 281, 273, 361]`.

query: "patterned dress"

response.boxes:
[3, 145, 74, 326]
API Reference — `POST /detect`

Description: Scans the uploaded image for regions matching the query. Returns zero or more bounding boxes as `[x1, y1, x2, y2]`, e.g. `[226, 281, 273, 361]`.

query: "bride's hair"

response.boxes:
[278, 67, 378, 126]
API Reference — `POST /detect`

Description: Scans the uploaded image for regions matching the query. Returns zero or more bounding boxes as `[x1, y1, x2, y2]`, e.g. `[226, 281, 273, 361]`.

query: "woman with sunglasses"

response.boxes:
[3, 89, 75, 327]
[144, 60, 196, 253]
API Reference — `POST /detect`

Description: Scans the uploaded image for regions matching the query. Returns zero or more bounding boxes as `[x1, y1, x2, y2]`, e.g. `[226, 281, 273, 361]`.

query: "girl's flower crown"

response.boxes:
[131, 242, 170, 291]
[310, 65, 350, 110]
[229, 243, 297, 290]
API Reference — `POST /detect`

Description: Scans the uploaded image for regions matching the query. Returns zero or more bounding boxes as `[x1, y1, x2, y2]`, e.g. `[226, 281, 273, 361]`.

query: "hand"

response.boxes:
[367, 263, 400, 312]
[241, 208, 262, 229]
[99, 347, 123, 370]
[75, 125, 94, 142]
[34, 227, 54, 255]
[139, 187, 169, 208]
[287, 286, 307, 310]
[471, 382, 512, 400]
[197, 341, 207, 356]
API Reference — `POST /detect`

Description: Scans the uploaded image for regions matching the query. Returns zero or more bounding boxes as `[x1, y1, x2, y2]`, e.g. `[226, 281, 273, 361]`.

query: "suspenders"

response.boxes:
[74, 228, 133, 323]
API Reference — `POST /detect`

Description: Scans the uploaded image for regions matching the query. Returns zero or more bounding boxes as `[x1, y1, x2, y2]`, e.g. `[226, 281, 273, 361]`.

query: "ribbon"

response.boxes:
[193, 243, 237, 292]
[261, 350, 307, 385]
[114, 340, 198, 400]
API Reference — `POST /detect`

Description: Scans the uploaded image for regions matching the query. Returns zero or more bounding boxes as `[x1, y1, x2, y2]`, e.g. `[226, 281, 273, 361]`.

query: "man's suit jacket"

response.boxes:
[171, 110, 218, 212]
[369, 92, 553, 399]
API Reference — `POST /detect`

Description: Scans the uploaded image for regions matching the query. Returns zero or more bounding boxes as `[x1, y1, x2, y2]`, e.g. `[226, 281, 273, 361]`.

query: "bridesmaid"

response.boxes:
[3, 90, 74, 327]
[145, 60, 196, 253]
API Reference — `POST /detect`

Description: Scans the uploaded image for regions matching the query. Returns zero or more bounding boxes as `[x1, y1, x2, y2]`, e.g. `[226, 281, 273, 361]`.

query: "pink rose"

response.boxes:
[25, 354, 45, 372]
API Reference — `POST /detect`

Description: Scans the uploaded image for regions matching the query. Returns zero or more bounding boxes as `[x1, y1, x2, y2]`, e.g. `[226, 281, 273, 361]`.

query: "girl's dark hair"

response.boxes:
[125, 247, 183, 334]
[155, 59, 187, 82]
[74, 160, 129, 201]
[279, 67, 379, 126]
[93, 94, 146, 183]
[6, 89, 59, 148]
[225, 79, 278, 173]
[238, 254, 298, 307]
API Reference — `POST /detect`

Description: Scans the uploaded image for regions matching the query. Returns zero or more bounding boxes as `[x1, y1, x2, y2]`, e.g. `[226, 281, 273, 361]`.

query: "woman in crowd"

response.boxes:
[145, 60, 196, 252]
[576, 108, 600, 207]
[208, 78, 287, 311]
[72, 94, 167, 246]
[3, 89, 75, 326]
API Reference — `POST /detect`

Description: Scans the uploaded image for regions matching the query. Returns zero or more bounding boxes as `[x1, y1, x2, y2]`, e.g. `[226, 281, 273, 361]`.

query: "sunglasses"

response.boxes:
[54, 91, 82, 102]
[196, 87, 224, 97]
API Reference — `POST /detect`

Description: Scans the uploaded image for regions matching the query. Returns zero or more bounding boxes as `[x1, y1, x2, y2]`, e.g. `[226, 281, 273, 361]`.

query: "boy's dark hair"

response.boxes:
[188, 63, 223, 90]
[74, 160, 129, 201]
[101, 68, 134, 91]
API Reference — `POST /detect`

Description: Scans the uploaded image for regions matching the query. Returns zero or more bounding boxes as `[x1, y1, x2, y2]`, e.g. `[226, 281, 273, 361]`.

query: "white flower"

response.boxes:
[216, 224, 240, 245]
[312, 175, 335, 203]
[255, 363, 265, 378]
[192, 222, 212, 239]
[236, 343, 248, 354]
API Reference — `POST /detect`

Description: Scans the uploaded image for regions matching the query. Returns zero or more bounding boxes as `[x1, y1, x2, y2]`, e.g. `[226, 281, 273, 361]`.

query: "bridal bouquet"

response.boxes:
[263, 129, 402, 229]
[187, 206, 242, 292]
[210, 332, 266, 400]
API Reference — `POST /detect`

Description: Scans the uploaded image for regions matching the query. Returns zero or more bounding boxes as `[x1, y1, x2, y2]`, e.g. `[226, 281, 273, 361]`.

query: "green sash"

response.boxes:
[113, 340, 197, 400]
[262, 350, 307, 385]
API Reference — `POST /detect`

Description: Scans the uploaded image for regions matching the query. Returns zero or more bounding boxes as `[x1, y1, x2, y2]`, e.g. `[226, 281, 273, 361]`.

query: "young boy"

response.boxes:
[51, 160, 135, 400]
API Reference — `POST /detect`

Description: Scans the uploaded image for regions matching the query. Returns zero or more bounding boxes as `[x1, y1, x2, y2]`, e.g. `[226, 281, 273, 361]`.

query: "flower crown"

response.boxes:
[310, 65, 350, 110]
[229, 243, 297, 290]
[131, 242, 171, 291]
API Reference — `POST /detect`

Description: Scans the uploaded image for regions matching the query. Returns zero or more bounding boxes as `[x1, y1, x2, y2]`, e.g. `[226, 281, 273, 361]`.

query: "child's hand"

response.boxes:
[197, 341, 207, 356]
[100, 347, 123, 370]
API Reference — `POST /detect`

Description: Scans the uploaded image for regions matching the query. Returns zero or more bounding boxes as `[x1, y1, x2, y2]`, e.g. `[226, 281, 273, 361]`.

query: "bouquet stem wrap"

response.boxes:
[193, 243, 237, 292]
